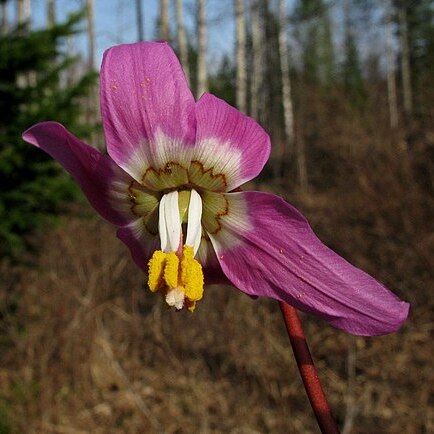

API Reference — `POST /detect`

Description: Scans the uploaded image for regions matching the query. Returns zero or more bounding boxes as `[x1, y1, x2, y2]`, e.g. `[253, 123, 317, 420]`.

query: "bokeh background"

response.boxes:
[1, 0, 433, 432]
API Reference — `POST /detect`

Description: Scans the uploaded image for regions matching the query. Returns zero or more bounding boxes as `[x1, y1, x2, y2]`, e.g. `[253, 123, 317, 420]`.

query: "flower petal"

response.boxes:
[204, 191, 409, 336]
[22, 121, 135, 227]
[191, 93, 271, 192]
[100, 42, 196, 189]
[196, 236, 228, 285]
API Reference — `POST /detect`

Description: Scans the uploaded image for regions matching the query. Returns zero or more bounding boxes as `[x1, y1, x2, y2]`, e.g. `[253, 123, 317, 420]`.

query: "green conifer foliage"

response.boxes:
[0, 13, 97, 256]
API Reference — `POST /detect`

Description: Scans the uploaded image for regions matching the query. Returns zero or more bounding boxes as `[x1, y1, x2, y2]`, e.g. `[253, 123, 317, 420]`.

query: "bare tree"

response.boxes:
[85, 0, 96, 71]
[47, 0, 55, 27]
[1, 0, 9, 34]
[235, 0, 247, 113]
[136, 0, 144, 41]
[47, 0, 58, 87]
[160, 0, 170, 40]
[250, 0, 264, 120]
[66, 35, 78, 86]
[196, 0, 208, 97]
[175, 0, 190, 83]
[278, 0, 298, 181]
[385, 1, 398, 129]
[16, 0, 32, 86]
[17, 0, 31, 25]
[84, 0, 100, 148]
[295, 99, 308, 192]
[398, 4, 412, 117]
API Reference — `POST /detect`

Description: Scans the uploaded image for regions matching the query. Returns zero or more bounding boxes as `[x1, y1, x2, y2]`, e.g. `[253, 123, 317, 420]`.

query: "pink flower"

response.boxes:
[23, 42, 409, 335]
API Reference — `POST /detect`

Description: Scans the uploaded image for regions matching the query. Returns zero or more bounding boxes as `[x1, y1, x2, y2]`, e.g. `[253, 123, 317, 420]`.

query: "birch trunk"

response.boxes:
[160, 0, 170, 41]
[175, 0, 190, 83]
[296, 101, 308, 192]
[85, 0, 96, 71]
[85, 0, 100, 148]
[399, 5, 412, 117]
[17, 0, 31, 25]
[136, 0, 144, 41]
[47, 0, 58, 86]
[17, 0, 32, 86]
[66, 35, 77, 86]
[1, 1, 8, 34]
[196, 0, 208, 97]
[278, 0, 297, 180]
[47, 0, 55, 27]
[235, 0, 247, 113]
[250, 0, 264, 121]
[385, 1, 398, 129]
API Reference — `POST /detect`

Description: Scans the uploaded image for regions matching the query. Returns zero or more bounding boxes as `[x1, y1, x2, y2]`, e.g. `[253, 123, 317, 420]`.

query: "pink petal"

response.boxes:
[22, 121, 134, 227]
[193, 93, 271, 192]
[207, 191, 409, 336]
[100, 42, 196, 185]
[196, 236, 228, 285]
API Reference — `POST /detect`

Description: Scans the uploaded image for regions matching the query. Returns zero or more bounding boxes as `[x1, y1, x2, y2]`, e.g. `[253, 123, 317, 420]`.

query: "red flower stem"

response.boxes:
[279, 301, 340, 434]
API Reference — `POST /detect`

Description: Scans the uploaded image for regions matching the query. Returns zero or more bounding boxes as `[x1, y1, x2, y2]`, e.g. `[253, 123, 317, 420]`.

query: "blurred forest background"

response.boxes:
[0, 0, 433, 432]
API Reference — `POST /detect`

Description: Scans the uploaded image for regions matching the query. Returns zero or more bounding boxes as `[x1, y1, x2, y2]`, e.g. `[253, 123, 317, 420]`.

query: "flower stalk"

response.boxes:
[279, 301, 340, 434]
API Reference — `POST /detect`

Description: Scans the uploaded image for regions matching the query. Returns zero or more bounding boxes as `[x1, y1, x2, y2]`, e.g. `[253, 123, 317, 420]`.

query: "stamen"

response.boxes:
[164, 252, 179, 289]
[150, 188, 204, 310]
[147, 246, 204, 311]
[148, 250, 166, 291]
[181, 246, 204, 302]
[158, 191, 183, 253]
[165, 190, 182, 252]
[185, 189, 203, 255]
[158, 194, 168, 252]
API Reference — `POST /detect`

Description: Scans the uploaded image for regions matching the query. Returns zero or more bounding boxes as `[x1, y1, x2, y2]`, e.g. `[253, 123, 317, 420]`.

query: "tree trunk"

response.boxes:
[47, 0, 55, 27]
[160, 0, 170, 41]
[17, 0, 32, 86]
[385, 1, 398, 129]
[84, 0, 100, 148]
[1, 1, 8, 34]
[136, 0, 144, 41]
[47, 0, 57, 86]
[235, 0, 247, 113]
[399, 4, 412, 117]
[85, 0, 96, 71]
[17, 0, 31, 25]
[296, 101, 308, 192]
[196, 0, 208, 97]
[66, 35, 77, 86]
[175, 0, 190, 83]
[278, 0, 296, 179]
[249, 0, 264, 121]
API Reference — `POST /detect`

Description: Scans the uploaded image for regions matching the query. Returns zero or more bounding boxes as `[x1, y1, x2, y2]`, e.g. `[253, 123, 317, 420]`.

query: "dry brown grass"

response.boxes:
[1, 142, 433, 433]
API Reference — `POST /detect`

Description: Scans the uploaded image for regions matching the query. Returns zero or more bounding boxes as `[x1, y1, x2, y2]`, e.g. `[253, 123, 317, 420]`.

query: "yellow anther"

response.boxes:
[164, 252, 180, 289]
[185, 299, 197, 312]
[148, 246, 204, 311]
[148, 250, 167, 292]
[181, 246, 204, 302]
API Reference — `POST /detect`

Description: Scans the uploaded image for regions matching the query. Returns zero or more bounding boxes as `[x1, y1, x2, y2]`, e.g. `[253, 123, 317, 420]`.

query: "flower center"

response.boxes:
[147, 189, 204, 311]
